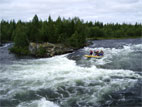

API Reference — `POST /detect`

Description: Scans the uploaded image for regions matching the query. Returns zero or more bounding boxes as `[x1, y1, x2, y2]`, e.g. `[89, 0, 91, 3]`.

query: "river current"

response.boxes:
[0, 39, 142, 107]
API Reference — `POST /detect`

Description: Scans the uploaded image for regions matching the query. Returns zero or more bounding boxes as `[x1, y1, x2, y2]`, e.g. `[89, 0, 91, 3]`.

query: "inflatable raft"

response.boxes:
[84, 55, 103, 58]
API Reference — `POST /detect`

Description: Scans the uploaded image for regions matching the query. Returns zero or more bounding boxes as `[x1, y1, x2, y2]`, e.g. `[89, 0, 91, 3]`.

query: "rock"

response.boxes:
[29, 42, 74, 58]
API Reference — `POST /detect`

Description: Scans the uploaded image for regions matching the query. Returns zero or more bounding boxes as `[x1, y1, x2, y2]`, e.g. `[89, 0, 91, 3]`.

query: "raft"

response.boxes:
[84, 55, 103, 58]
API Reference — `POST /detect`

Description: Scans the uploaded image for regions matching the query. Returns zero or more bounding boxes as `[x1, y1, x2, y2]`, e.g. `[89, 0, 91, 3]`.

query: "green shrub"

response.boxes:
[9, 46, 30, 55]
[36, 46, 46, 57]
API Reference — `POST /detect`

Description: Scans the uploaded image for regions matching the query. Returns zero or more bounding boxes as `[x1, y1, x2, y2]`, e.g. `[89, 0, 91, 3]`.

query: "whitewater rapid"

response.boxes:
[0, 39, 142, 107]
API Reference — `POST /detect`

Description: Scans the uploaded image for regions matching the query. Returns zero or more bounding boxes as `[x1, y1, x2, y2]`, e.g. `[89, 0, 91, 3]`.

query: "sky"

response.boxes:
[0, 0, 142, 24]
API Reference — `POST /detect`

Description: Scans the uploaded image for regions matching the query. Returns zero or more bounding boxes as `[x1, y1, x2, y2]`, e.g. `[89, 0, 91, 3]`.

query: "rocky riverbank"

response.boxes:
[29, 42, 74, 57]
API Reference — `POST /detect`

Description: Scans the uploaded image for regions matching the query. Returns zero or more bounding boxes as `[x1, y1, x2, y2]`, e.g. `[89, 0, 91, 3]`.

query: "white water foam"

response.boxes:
[17, 98, 59, 107]
[83, 44, 142, 65]
[0, 44, 142, 106]
[0, 43, 12, 49]
[0, 54, 141, 100]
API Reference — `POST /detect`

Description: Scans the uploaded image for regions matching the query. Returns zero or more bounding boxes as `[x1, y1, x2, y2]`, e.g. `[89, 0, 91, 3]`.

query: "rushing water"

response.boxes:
[0, 39, 142, 107]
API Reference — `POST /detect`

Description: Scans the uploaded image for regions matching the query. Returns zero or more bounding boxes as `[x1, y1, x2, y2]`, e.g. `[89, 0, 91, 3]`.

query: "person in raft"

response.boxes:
[94, 50, 99, 56]
[99, 50, 104, 56]
[89, 50, 93, 55]
[94, 50, 104, 56]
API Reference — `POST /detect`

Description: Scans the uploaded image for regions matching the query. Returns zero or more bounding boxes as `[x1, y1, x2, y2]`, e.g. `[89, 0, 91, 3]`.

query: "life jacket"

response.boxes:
[99, 51, 104, 56]
[90, 50, 93, 54]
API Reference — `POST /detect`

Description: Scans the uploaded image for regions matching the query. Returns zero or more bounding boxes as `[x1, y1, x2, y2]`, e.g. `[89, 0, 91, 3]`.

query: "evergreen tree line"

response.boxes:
[0, 15, 142, 49]
[87, 22, 142, 39]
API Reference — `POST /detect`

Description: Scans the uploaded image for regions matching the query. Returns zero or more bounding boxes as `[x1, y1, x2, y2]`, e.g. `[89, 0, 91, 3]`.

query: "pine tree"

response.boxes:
[30, 14, 40, 42]
[39, 21, 48, 42]
[14, 24, 29, 47]
[47, 16, 56, 43]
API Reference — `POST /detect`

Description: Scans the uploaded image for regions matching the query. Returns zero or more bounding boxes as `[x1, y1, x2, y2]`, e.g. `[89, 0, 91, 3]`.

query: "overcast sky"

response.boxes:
[0, 0, 142, 24]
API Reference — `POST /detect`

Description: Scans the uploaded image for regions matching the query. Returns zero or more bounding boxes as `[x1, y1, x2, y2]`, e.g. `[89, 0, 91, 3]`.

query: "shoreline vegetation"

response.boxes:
[0, 15, 142, 57]
[87, 36, 142, 40]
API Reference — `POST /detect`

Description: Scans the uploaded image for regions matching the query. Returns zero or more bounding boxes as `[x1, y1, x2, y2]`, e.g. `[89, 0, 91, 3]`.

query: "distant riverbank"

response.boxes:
[87, 36, 142, 40]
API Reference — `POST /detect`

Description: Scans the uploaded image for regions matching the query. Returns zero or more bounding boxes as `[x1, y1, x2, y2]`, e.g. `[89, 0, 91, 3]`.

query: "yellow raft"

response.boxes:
[84, 55, 103, 58]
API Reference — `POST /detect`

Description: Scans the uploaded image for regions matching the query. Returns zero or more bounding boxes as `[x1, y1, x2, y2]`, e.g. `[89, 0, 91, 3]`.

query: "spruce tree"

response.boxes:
[14, 24, 29, 47]
[30, 14, 40, 42]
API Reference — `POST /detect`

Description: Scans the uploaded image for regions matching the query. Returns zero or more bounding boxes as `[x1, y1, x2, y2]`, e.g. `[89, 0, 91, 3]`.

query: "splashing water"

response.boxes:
[0, 39, 142, 107]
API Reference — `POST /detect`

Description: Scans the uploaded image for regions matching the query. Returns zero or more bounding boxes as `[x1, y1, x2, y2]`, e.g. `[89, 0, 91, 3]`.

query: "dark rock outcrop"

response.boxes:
[29, 42, 74, 57]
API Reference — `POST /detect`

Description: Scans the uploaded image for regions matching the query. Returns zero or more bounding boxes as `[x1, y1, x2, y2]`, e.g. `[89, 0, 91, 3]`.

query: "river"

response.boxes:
[0, 38, 142, 107]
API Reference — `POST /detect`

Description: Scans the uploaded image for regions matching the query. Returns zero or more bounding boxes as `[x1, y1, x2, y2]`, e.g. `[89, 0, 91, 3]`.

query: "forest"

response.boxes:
[0, 15, 142, 54]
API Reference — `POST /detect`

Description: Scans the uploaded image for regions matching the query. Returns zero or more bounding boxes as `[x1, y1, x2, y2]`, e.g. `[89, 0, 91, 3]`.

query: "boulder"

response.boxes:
[29, 42, 74, 57]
